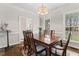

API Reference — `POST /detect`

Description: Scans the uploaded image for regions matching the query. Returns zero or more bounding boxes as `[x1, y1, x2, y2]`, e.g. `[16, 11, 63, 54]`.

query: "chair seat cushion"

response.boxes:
[51, 48, 63, 55]
[36, 45, 45, 52]
[53, 45, 64, 50]
[38, 51, 46, 56]
[36, 44, 46, 56]
[51, 45, 64, 56]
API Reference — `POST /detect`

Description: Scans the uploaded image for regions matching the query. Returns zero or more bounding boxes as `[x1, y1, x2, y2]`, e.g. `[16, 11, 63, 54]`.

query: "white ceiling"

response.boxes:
[27, 3, 65, 9]
[7, 3, 65, 13]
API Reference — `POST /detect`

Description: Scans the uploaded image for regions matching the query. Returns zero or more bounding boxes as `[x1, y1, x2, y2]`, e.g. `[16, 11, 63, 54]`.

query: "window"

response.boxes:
[65, 12, 79, 42]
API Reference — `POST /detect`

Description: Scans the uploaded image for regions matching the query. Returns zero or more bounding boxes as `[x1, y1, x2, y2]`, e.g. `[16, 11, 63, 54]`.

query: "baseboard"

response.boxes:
[68, 46, 79, 50]
[0, 44, 18, 49]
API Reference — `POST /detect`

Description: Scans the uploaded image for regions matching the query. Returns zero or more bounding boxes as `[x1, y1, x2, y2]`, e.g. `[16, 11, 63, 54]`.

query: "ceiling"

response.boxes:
[7, 3, 65, 13]
[27, 3, 65, 9]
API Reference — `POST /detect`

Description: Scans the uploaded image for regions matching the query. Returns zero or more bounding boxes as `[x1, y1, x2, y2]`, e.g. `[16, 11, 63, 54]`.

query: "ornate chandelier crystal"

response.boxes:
[37, 4, 48, 15]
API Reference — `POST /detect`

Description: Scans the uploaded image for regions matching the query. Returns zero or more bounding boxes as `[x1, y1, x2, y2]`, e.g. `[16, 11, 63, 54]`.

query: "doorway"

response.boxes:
[45, 19, 50, 31]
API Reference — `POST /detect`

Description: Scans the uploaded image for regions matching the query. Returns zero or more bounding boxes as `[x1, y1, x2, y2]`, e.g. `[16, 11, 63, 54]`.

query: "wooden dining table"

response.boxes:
[34, 34, 59, 56]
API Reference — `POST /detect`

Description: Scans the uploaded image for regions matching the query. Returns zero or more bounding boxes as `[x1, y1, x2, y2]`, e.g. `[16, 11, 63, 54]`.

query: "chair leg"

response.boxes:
[60, 40, 63, 47]
[55, 49, 57, 54]
[62, 51, 66, 56]
[35, 53, 37, 56]
[46, 49, 48, 56]
[64, 51, 66, 56]
[35, 52, 38, 56]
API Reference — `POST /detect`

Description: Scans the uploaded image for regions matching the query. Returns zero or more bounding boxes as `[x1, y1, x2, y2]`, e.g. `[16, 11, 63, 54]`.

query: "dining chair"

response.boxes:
[51, 33, 71, 56]
[23, 30, 35, 55]
[23, 31, 46, 56]
[51, 30, 63, 47]
[44, 30, 47, 36]
[23, 31, 28, 50]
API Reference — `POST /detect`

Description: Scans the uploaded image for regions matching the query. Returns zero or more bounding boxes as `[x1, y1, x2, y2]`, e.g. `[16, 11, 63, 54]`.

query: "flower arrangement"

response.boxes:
[0, 23, 8, 31]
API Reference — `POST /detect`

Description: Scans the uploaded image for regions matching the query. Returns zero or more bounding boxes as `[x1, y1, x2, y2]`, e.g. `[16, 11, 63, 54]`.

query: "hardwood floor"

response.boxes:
[0, 43, 79, 56]
[68, 47, 79, 54]
[0, 44, 23, 56]
[5, 45, 22, 56]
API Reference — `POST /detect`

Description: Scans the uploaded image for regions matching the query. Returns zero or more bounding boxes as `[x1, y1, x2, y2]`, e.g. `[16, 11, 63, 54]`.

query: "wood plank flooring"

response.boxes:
[0, 43, 79, 56]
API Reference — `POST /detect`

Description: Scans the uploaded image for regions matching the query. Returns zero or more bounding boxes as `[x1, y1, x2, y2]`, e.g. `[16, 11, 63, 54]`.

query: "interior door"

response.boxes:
[45, 19, 50, 31]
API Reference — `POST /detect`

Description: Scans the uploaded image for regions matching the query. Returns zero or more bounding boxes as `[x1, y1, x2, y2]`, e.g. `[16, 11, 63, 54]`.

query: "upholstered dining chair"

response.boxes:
[23, 31, 28, 50]
[27, 31, 47, 56]
[23, 31, 46, 56]
[51, 33, 71, 56]
[50, 30, 63, 47]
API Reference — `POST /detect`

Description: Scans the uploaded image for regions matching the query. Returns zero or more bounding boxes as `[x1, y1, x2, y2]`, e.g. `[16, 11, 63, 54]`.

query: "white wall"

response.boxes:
[19, 14, 39, 41]
[1, 3, 79, 49]
[50, 3, 79, 49]
[0, 4, 39, 48]
[50, 4, 79, 32]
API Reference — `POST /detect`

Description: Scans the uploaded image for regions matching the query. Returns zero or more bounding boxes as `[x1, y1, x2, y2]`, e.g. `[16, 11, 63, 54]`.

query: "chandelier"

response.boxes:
[37, 4, 48, 15]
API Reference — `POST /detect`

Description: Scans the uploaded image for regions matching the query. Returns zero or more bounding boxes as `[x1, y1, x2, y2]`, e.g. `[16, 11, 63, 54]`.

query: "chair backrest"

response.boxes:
[44, 30, 47, 35]
[23, 31, 29, 50]
[44, 30, 52, 36]
[39, 28, 42, 37]
[62, 33, 71, 56]
[26, 31, 36, 55]
[51, 30, 55, 34]
[51, 30, 55, 35]
[50, 30, 58, 40]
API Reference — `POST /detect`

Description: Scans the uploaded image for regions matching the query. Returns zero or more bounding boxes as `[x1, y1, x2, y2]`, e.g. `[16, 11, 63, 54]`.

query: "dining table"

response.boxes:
[34, 34, 59, 56]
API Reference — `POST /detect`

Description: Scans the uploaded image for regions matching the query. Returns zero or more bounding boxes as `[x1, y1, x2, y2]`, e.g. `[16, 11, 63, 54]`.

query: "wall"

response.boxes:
[19, 14, 39, 41]
[0, 4, 39, 48]
[50, 3, 79, 49]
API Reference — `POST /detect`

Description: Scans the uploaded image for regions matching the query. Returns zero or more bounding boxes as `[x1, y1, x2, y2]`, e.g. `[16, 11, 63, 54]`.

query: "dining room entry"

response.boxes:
[45, 19, 50, 31]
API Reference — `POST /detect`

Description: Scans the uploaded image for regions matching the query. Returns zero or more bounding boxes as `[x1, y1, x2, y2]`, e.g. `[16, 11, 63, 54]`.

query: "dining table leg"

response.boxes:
[46, 46, 51, 56]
